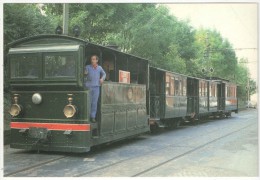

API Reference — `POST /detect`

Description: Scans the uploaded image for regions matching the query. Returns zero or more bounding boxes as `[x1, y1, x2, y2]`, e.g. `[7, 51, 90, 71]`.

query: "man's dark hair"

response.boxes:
[90, 55, 99, 61]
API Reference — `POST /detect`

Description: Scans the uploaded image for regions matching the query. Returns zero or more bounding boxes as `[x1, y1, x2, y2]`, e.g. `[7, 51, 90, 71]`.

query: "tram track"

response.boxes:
[4, 156, 67, 177]
[75, 120, 255, 177]
[132, 122, 255, 176]
[4, 112, 255, 177]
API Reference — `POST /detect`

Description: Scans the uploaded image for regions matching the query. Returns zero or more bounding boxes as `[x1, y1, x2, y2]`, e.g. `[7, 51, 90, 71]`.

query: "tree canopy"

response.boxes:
[4, 3, 256, 99]
[4, 4, 55, 46]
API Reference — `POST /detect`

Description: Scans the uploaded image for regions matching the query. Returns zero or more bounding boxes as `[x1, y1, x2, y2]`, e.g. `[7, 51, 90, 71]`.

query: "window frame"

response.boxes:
[42, 51, 78, 80]
[9, 52, 42, 80]
[182, 78, 187, 96]
[174, 77, 180, 96]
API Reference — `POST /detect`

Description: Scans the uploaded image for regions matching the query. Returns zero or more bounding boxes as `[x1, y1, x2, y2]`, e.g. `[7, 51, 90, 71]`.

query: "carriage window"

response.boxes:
[179, 79, 183, 96]
[210, 84, 216, 97]
[170, 76, 175, 95]
[202, 82, 204, 96]
[174, 78, 180, 95]
[183, 79, 187, 96]
[230, 86, 235, 97]
[204, 82, 208, 96]
[213, 85, 217, 97]
[44, 54, 76, 78]
[10, 54, 39, 79]
[165, 75, 170, 95]
[199, 82, 202, 96]
[200, 82, 204, 96]
[227, 87, 230, 97]
[210, 84, 212, 97]
[200, 81, 206, 97]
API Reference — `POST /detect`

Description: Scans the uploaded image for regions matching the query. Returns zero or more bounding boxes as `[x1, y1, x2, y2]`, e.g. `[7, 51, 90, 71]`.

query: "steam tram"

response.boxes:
[7, 35, 238, 152]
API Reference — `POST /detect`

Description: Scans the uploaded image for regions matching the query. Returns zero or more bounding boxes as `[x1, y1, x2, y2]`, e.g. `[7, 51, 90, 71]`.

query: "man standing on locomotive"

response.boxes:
[85, 55, 106, 123]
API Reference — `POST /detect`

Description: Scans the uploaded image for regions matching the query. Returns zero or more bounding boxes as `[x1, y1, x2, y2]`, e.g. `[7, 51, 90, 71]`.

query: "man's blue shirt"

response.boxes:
[85, 65, 106, 87]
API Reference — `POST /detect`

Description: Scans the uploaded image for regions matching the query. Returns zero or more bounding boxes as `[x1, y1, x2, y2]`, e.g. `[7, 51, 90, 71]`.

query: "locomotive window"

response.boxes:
[44, 54, 76, 78]
[10, 54, 39, 79]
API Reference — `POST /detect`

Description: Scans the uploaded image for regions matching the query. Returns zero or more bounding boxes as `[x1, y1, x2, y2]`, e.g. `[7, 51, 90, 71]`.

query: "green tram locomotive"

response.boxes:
[7, 35, 238, 153]
[7, 35, 149, 152]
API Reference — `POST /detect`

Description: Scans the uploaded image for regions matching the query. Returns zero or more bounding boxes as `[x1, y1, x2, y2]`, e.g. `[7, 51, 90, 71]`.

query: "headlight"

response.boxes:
[9, 104, 22, 117]
[63, 104, 77, 118]
[32, 93, 42, 104]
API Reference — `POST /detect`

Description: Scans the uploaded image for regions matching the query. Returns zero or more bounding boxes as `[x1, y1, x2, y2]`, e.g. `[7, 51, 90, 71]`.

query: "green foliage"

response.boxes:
[4, 3, 255, 102]
[4, 4, 56, 92]
[236, 62, 249, 101]
[193, 29, 238, 78]
[234, 59, 256, 100]
[164, 44, 187, 74]
[4, 4, 56, 47]
[43, 3, 155, 43]
[107, 5, 196, 74]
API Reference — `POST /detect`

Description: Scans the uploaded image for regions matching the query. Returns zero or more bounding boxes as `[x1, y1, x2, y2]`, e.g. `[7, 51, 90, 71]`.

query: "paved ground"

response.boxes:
[3, 109, 258, 177]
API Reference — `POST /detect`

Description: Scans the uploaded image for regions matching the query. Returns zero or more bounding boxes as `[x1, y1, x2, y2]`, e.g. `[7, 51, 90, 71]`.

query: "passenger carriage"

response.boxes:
[149, 67, 188, 129]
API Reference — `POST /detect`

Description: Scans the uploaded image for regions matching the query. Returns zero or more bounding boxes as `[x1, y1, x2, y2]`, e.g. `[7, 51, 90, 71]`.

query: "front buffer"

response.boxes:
[10, 121, 92, 153]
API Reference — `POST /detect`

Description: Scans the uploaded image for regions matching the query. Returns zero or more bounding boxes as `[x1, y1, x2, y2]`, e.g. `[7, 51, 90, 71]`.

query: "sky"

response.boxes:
[164, 3, 258, 83]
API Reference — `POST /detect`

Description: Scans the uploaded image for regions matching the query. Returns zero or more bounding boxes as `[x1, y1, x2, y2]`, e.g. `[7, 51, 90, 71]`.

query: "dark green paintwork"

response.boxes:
[10, 91, 90, 121]
[7, 35, 150, 153]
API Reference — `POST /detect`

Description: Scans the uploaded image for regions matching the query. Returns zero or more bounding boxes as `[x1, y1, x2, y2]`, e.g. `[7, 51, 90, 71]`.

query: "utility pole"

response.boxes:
[240, 59, 251, 107]
[247, 71, 250, 103]
[202, 32, 214, 77]
[63, 4, 69, 35]
[203, 32, 210, 67]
